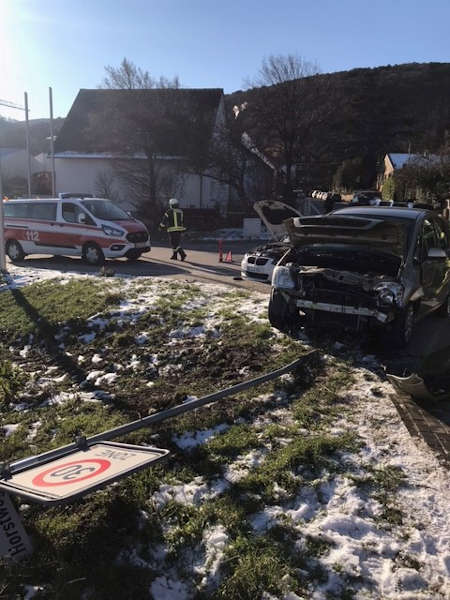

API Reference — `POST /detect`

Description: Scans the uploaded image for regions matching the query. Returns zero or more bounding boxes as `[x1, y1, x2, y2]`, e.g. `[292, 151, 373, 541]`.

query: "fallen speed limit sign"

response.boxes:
[0, 442, 169, 505]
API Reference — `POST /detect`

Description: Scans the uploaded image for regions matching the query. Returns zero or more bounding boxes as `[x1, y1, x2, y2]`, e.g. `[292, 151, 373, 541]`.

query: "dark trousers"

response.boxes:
[168, 231, 186, 258]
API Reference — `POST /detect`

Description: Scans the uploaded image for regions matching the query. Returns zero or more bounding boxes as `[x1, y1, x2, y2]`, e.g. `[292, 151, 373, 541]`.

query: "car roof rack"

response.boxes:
[58, 192, 94, 200]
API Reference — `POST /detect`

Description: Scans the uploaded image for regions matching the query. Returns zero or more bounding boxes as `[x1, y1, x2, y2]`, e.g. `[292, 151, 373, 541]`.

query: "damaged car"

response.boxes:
[241, 200, 305, 282]
[268, 207, 450, 345]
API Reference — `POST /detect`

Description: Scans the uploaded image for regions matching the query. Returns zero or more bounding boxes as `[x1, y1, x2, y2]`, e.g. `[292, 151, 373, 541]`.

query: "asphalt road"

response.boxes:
[6, 241, 267, 292]
[6, 241, 450, 363]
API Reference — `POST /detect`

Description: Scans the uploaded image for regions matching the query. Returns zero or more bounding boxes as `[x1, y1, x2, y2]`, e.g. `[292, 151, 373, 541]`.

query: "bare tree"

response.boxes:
[100, 57, 180, 90]
[87, 89, 192, 227]
[94, 169, 119, 202]
[246, 54, 325, 201]
[196, 123, 276, 212]
[393, 151, 450, 202]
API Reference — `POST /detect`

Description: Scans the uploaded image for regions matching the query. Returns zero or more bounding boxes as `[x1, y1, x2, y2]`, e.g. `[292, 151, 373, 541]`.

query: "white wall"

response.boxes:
[54, 157, 113, 197]
[54, 157, 229, 212]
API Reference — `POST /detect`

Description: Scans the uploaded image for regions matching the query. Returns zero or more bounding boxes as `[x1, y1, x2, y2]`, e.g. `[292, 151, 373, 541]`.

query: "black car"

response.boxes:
[268, 207, 450, 345]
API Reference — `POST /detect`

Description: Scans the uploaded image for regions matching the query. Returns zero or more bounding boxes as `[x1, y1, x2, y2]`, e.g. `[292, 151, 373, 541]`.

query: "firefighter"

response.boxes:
[159, 198, 187, 260]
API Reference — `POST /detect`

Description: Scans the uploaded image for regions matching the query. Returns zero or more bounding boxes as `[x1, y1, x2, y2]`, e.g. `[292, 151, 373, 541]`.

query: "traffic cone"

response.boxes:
[225, 250, 233, 263]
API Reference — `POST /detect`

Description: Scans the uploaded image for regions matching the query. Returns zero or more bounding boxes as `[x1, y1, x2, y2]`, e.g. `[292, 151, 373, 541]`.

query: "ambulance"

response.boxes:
[2, 194, 150, 265]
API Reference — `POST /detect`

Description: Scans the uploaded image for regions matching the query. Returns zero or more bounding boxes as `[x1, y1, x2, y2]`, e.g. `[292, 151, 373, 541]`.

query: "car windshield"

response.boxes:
[81, 199, 129, 221]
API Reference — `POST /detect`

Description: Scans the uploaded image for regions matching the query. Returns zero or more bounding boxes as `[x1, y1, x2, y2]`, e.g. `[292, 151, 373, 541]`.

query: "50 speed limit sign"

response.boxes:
[0, 442, 169, 505]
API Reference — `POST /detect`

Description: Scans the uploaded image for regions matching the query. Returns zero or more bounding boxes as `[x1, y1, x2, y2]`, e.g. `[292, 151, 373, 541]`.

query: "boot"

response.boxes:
[179, 249, 187, 262]
[170, 252, 178, 260]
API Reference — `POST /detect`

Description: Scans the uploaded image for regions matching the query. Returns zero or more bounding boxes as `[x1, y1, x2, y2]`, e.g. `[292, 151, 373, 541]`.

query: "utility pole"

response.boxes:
[49, 87, 56, 196]
[0, 95, 28, 271]
[24, 92, 32, 196]
[0, 157, 6, 270]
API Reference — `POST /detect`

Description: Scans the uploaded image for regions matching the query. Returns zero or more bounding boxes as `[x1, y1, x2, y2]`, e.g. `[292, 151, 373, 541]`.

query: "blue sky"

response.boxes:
[1, 0, 449, 121]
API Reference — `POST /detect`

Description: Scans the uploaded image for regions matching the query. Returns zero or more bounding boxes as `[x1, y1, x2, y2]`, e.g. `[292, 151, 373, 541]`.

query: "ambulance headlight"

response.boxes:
[272, 265, 295, 289]
[102, 225, 125, 237]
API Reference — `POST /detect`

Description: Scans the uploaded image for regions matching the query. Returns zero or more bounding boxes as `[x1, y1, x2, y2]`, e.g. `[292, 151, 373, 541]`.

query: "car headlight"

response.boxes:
[374, 282, 403, 306]
[272, 265, 295, 289]
[378, 289, 395, 305]
[102, 225, 125, 237]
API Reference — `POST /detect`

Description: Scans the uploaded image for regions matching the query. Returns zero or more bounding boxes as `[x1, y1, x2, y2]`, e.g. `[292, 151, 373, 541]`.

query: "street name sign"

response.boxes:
[0, 491, 32, 560]
[0, 442, 168, 505]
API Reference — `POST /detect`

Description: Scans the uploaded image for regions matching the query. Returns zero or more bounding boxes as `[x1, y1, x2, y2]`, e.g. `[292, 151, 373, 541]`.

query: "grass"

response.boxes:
[0, 360, 26, 409]
[205, 424, 263, 463]
[235, 432, 358, 502]
[0, 276, 403, 599]
[211, 525, 328, 600]
[350, 464, 406, 528]
[0, 279, 121, 343]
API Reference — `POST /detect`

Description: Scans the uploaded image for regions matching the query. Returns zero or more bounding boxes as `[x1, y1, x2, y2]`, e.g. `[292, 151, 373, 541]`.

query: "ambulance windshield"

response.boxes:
[81, 199, 130, 221]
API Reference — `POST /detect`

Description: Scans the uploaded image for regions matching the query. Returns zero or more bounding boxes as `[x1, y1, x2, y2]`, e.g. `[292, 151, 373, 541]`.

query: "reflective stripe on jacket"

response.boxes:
[161, 208, 186, 232]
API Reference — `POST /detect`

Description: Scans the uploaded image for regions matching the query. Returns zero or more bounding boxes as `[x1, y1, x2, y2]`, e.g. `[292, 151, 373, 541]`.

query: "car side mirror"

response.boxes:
[427, 247, 447, 259]
[77, 213, 87, 224]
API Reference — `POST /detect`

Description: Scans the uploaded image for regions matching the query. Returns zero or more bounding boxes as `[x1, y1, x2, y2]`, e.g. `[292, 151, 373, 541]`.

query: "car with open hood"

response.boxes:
[268, 206, 450, 345]
[241, 200, 304, 283]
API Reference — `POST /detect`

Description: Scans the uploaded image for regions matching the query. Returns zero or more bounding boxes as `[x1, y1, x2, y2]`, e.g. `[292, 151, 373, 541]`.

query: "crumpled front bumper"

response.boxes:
[295, 298, 392, 323]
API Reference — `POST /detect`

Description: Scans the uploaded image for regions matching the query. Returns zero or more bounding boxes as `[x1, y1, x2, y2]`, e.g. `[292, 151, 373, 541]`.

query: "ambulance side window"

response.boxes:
[30, 203, 57, 220]
[4, 203, 29, 218]
[62, 203, 94, 225]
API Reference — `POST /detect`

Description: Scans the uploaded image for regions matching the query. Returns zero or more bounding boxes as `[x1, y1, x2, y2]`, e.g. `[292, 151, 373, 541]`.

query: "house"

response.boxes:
[377, 152, 446, 203]
[52, 88, 232, 216]
[379, 152, 440, 186]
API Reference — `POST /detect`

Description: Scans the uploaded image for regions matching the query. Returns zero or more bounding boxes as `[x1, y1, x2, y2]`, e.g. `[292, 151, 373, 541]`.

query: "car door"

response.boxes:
[431, 217, 450, 306]
[57, 202, 96, 254]
[25, 202, 58, 252]
[419, 217, 441, 313]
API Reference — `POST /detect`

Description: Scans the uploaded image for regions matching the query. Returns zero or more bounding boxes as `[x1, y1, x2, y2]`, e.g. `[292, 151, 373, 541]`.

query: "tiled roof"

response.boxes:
[388, 152, 440, 169]
[54, 88, 224, 156]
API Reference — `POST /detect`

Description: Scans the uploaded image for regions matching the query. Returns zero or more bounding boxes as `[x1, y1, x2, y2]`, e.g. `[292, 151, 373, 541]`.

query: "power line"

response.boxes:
[0, 99, 25, 111]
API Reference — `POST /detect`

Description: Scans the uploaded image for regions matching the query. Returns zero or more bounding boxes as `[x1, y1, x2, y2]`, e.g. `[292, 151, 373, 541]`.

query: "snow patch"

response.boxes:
[150, 576, 189, 600]
[2, 423, 19, 437]
[173, 423, 230, 449]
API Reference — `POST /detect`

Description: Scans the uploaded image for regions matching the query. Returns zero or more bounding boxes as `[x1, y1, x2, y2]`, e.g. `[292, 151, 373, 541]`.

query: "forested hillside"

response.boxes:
[0, 116, 64, 155]
[227, 62, 450, 188]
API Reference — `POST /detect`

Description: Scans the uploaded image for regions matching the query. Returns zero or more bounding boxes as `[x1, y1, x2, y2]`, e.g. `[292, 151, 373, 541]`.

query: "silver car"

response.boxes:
[268, 206, 450, 346]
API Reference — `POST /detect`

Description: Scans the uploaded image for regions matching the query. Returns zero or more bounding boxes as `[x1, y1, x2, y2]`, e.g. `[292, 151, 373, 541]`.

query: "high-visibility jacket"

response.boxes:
[160, 208, 186, 232]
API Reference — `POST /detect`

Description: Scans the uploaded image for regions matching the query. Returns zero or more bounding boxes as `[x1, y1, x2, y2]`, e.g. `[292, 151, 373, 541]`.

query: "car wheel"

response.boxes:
[83, 243, 105, 266]
[268, 289, 300, 334]
[391, 303, 415, 347]
[6, 239, 25, 262]
[436, 294, 450, 318]
[126, 251, 142, 262]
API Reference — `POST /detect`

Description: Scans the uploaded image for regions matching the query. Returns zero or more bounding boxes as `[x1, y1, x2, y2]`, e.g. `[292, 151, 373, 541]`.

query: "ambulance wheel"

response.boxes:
[83, 243, 105, 266]
[6, 240, 25, 262]
[126, 251, 142, 262]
